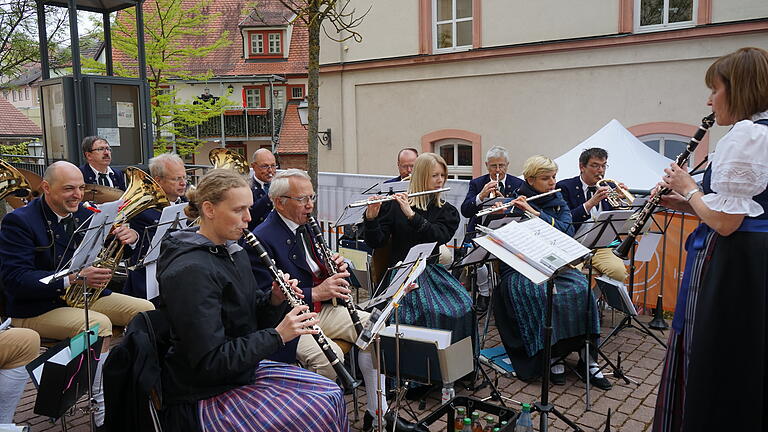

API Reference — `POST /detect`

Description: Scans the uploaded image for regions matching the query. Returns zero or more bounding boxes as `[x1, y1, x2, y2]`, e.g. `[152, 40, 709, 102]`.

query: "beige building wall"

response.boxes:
[318, 32, 766, 176]
[712, 0, 768, 23]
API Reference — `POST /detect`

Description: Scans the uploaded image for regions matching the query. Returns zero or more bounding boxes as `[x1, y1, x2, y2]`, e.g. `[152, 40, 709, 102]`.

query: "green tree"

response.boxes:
[0, 140, 32, 162]
[276, 0, 367, 187]
[0, 0, 69, 77]
[84, 0, 233, 156]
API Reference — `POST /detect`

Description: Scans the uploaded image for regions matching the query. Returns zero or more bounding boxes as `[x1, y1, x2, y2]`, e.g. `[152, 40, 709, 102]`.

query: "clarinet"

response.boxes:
[613, 113, 716, 259]
[241, 229, 361, 391]
[306, 216, 364, 337]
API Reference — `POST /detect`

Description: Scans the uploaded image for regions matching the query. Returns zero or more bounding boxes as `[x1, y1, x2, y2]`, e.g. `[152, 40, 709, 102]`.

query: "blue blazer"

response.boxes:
[248, 178, 273, 231]
[248, 211, 315, 363]
[0, 197, 96, 317]
[555, 175, 615, 224]
[80, 164, 126, 190]
[460, 174, 524, 239]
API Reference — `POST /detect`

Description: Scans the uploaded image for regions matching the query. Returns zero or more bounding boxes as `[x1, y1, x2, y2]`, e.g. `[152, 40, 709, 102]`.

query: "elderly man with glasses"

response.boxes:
[79, 136, 126, 190]
[248, 148, 278, 230]
[124, 153, 189, 300]
[556, 147, 628, 281]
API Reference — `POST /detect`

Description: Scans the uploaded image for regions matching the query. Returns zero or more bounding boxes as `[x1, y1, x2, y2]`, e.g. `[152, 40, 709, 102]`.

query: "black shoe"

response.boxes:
[404, 383, 433, 401]
[362, 411, 377, 432]
[576, 360, 613, 390]
[550, 370, 566, 385]
[384, 411, 430, 432]
[475, 295, 490, 316]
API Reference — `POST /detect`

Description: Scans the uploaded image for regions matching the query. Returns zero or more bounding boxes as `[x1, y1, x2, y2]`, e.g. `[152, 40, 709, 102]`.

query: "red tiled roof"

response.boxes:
[0, 98, 42, 137]
[277, 102, 307, 154]
[112, 0, 308, 77]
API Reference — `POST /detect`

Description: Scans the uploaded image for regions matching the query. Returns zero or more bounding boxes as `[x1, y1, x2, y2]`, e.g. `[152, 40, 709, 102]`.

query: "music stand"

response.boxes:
[474, 219, 592, 432]
[571, 209, 637, 410]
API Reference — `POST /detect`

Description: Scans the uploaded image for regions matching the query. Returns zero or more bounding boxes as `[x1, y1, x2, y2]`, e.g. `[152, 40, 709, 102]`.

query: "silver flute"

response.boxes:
[476, 188, 562, 217]
[348, 187, 450, 207]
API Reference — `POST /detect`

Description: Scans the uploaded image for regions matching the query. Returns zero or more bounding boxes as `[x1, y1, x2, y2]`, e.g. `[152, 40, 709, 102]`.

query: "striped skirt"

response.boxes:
[504, 267, 599, 357]
[199, 360, 349, 432]
[652, 227, 715, 432]
[393, 263, 474, 343]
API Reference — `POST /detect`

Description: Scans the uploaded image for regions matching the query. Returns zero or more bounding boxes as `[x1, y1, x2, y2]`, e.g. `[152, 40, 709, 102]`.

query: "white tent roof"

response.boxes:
[553, 119, 673, 191]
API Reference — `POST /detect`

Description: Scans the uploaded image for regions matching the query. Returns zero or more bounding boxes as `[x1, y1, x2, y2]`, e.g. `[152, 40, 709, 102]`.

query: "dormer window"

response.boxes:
[248, 30, 283, 57]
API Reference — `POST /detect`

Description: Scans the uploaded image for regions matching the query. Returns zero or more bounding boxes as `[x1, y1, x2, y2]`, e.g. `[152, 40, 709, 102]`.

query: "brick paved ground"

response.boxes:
[12, 314, 668, 431]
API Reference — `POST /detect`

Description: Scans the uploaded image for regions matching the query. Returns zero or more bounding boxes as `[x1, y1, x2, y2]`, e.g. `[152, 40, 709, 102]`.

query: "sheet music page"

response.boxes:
[69, 200, 123, 272]
[144, 203, 189, 264]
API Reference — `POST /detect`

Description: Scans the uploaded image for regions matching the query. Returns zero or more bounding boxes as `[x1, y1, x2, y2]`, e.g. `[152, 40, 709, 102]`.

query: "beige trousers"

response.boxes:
[297, 304, 369, 379]
[11, 293, 154, 339]
[591, 248, 628, 282]
[0, 328, 41, 369]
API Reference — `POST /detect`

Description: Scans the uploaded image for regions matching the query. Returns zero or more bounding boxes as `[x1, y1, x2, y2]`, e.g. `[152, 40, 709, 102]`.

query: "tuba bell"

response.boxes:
[62, 167, 170, 308]
[596, 178, 635, 209]
[209, 148, 249, 175]
[0, 159, 31, 202]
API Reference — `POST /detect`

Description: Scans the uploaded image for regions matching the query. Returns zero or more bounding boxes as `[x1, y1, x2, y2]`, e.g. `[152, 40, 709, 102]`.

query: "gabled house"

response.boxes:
[114, 0, 309, 169]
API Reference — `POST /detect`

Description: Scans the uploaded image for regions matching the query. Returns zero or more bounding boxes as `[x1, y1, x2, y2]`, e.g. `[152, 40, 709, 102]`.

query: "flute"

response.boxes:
[476, 188, 562, 217]
[348, 187, 450, 207]
[613, 113, 716, 259]
[306, 216, 364, 337]
[241, 229, 361, 391]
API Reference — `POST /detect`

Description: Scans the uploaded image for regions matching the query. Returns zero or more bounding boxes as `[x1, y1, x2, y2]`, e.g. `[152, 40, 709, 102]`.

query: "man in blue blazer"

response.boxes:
[79, 136, 126, 190]
[125, 153, 188, 300]
[556, 147, 628, 281]
[249, 169, 418, 431]
[248, 148, 276, 230]
[460, 146, 523, 313]
[383, 147, 418, 183]
[0, 161, 153, 427]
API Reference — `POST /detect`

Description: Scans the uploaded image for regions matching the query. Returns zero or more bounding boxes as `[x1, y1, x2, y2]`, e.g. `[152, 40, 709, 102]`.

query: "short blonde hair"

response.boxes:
[185, 169, 248, 219]
[705, 47, 768, 122]
[522, 155, 558, 181]
[408, 152, 447, 210]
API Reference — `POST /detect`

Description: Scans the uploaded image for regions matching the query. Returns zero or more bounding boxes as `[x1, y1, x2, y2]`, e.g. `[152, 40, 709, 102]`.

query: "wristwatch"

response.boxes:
[684, 188, 700, 201]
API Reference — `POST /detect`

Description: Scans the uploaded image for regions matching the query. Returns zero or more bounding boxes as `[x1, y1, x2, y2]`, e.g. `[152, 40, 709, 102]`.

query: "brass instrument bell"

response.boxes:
[596, 178, 635, 209]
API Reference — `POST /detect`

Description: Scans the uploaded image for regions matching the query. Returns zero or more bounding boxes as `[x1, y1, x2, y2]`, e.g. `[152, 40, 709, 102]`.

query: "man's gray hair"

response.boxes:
[486, 146, 509, 162]
[148, 153, 185, 178]
[268, 168, 311, 201]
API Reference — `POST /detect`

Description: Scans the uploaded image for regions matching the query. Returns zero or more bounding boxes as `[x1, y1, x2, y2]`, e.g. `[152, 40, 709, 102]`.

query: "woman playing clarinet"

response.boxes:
[493, 156, 610, 389]
[157, 169, 349, 431]
[652, 47, 768, 432]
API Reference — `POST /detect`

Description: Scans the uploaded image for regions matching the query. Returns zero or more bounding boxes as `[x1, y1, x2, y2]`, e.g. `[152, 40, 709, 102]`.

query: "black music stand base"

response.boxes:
[600, 314, 667, 349]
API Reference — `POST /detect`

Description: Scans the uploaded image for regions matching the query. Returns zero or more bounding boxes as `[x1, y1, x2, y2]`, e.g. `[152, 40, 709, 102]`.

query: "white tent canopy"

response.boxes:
[553, 119, 674, 191]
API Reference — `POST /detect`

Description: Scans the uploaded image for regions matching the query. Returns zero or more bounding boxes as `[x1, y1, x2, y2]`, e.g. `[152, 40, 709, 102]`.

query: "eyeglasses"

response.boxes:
[587, 163, 609, 169]
[257, 164, 278, 170]
[89, 146, 112, 153]
[281, 195, 316, 205]
[162, 175, 189, 183]
[488, 163, 508, 170]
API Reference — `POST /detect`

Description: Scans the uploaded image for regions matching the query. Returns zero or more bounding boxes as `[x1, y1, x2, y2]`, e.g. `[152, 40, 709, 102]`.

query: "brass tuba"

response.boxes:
[62, 167, 170, 308]
[0, 159, 31, 202]
[209, 148, 249, 175]
[596, 178, 635, 209]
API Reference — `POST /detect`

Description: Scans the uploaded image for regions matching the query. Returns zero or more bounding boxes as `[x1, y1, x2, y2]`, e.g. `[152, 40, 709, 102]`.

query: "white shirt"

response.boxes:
[701, 110, 768, 216]
[581, 175, 600, 218]
[89, 164, 115, 188]
[277, 212, 321, 276]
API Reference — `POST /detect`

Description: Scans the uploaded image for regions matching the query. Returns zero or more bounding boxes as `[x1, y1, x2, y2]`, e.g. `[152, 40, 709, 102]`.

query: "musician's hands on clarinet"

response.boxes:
[314, 263, 351, 302]
[270, 272, 303, 305]
[657, 163, 697, 212]
[274, 305, 319, 343]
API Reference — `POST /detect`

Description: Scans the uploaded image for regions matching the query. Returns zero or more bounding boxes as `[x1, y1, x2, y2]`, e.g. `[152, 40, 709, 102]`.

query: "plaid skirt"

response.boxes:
[199, 360, 349, 432]
[393, 263, 474, 343]
[652, 226, 715, 432]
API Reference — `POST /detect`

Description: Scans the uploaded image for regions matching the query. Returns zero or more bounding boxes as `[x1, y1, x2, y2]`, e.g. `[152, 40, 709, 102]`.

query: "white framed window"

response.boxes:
[635, 0, 696, 33]
[640, 133, 694, 165]
[250, 33, 264, 54]
[290, 86, 304, 100]
[245, 88, 262, 108]
[433, 0, 473, 53]
[436, 139, 473, 180]
[268, 33, 281, 54]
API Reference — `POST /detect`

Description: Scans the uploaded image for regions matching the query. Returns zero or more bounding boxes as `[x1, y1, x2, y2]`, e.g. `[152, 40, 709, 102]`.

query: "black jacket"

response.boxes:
[157, 229, 287, 403]
[363, 198, 459, 268]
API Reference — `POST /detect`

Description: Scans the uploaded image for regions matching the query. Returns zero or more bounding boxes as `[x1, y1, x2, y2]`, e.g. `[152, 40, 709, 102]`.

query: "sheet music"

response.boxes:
[69, 200, 123, 272]
[144, 203, 189, 264]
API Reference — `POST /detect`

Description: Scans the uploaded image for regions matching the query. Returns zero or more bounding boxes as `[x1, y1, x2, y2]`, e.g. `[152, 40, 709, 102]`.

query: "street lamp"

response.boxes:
[297, 99, 332, 150]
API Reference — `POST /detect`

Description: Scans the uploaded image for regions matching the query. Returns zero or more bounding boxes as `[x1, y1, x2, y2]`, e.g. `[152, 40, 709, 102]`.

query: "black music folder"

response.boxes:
[26, 332, 103, 419]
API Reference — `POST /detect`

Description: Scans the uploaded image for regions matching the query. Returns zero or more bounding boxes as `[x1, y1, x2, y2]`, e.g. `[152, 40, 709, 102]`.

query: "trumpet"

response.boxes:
[476, 188, 562, 217]
[489, 173, 504, 199]
[348, 187, 450, 208]
[596, 177, 635, 209]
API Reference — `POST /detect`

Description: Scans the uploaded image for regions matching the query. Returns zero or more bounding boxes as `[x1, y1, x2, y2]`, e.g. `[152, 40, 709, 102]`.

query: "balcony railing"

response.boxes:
[177, 108, 282, 139]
